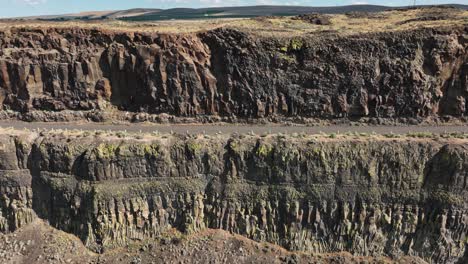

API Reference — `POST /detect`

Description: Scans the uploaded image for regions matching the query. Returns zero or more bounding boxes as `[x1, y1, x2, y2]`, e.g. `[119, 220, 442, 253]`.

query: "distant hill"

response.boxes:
[123, 5, 392, 21]
[10, 8, 161, 21]
[102, 8, 162, 19]
[7, 4, 468, 21]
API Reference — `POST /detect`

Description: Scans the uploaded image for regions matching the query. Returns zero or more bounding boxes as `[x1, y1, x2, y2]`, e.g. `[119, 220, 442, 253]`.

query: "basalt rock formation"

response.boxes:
[0, 131, 467, 263]
[0, 25, 467, 123]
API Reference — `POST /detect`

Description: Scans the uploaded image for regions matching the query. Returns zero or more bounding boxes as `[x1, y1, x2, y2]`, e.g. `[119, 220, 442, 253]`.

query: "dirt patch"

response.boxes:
[0, 220, 428, 264]
[397, 6, 463, 25]
[0, 220, 95, 264]
[252, 15, 280, 22]
[292, 13, 332, 25]
[345, 11, 389, 19]
[398, 14, 449, 25]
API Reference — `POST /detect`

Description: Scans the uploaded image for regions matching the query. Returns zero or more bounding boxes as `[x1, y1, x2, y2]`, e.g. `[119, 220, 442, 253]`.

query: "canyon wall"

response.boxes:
[0, 131, 467, 263]
[0, 26, 467, 122]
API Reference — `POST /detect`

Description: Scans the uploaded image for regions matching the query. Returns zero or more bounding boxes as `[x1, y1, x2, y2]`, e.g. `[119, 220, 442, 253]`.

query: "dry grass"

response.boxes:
[1, 127, 467, 144]
[0, 7, 466, 37]
[0, 18, 243, 35]
[231, 7, 467, 37]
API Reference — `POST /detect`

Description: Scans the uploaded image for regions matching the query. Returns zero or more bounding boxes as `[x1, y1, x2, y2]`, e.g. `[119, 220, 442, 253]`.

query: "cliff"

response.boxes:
[1, 130, 467, 263]
[0, 23, 467, 123]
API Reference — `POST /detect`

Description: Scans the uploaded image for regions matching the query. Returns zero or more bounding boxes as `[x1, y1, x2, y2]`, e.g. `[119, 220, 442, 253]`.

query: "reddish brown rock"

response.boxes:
[0, 26, 466, 122]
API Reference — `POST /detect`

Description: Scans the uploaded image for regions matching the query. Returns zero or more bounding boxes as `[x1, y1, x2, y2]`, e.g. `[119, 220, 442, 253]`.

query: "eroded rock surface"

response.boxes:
[0, 131, 467, 263]
[0, 26, 467, 123]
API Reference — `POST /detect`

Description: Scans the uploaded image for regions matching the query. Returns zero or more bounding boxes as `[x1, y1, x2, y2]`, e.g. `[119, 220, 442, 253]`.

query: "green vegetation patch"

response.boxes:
[279, 38, 304, 53]
[117, 143, 161, 157]
[95, 143, 118, 159]
[256, 144, 273, 157]
[186, 141, 203, 155]
[289, 38, 304, 51]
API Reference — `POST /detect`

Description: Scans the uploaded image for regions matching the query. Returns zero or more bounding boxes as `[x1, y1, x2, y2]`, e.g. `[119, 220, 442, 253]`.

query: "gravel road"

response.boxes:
[0, 121, 467, 135]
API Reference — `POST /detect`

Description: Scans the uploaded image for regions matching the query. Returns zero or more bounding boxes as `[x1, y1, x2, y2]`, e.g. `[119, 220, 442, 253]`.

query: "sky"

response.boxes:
[0, 0, 466, 18]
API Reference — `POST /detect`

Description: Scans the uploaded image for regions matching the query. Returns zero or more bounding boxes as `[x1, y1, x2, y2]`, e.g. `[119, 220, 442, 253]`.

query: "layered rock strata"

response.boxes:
[0, 26, 467, 123]
[0, 131, 467, 263]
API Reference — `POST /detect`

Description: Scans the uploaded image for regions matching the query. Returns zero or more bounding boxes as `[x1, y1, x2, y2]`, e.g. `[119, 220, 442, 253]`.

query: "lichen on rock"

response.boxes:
[0, 131, 467, 263]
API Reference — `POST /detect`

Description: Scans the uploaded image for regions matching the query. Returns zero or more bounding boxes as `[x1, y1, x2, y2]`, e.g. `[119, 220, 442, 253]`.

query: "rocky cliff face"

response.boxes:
[0, 131, 467, 263]
[0, 134, 34, 234]
[0, 26, 467, 123]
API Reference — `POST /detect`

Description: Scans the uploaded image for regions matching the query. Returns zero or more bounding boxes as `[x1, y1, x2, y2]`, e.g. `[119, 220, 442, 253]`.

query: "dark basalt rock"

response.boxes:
[0, 26, 466, 123]
[0, 132, 467, 263]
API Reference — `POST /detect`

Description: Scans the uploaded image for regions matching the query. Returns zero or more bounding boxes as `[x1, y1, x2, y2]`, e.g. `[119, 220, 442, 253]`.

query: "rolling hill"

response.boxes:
[6, 4, 468, 21]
